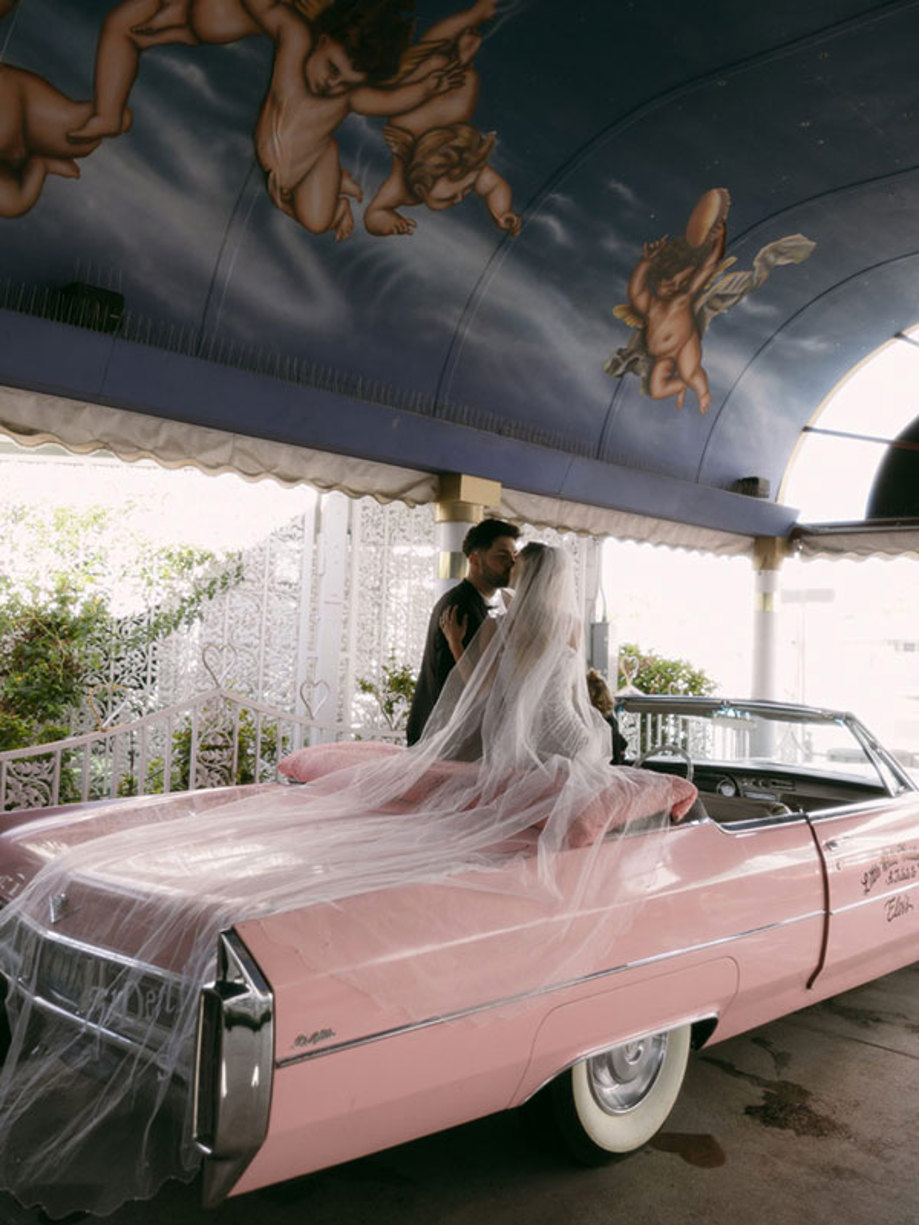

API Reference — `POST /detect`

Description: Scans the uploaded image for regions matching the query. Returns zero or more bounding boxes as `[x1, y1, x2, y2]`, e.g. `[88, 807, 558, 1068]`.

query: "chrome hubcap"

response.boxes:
[585, 1032, 669, 1114]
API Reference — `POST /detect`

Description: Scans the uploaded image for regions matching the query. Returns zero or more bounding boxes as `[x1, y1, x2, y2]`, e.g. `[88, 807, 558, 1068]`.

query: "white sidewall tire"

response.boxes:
[569, 1024, 691, 1153]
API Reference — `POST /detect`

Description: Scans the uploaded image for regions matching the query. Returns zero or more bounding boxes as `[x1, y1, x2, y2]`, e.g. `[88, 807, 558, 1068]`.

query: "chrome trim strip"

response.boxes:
[276, 910, 823, 1070]
[710, 814, 812, 835]
[808, 797, 915, 824]
[616, 696, 847, 721]
[195, 930, 274, 1211]
[9, 990, 157, 1059]
[10, 912, 182, 990]
[711, 794, 919, 835]
[710, 796, 912, 834]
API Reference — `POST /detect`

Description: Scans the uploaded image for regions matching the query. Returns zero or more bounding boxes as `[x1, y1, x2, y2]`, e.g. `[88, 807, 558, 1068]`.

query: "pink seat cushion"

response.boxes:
[279, 743, 697, 847]
[278, 741, 404, 782]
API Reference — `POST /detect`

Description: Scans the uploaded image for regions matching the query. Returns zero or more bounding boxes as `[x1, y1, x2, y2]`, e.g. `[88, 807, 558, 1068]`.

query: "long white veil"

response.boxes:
[0, 544, 696, 1218]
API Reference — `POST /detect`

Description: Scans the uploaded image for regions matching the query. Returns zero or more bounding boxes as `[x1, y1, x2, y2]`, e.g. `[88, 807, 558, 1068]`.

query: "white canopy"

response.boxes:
[790, 521, 919, 560]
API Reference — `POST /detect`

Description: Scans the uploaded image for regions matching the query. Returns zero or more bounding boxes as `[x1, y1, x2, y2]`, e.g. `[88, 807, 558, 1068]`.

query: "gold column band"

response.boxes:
[434, 473, 502, 524]
[753, 536, 787, 572]
[437, 473, 502, 505]
[435, 500, 482, 524]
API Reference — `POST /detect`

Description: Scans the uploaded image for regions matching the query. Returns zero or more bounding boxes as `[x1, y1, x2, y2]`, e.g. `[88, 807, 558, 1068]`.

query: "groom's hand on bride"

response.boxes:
[439, 606, 468, 661]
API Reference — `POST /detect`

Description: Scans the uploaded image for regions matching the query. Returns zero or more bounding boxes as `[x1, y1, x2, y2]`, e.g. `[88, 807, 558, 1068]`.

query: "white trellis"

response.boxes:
[151, 494, 443, 734]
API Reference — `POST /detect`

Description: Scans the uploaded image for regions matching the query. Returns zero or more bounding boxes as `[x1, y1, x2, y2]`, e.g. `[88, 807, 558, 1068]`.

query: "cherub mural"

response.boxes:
[0, 0, 520, 241]
[64, 0, 427, 239]
[605, 188, 815, 413]
[363, 0, 520, 237]
[0, 65, 103, 218]
[241, 0, 466, 240]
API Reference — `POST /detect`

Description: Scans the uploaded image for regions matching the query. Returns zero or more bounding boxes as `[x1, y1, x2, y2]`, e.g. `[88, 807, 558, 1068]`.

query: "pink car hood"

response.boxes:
[0, 785, 275, 904]
[0, 785, 277, 968]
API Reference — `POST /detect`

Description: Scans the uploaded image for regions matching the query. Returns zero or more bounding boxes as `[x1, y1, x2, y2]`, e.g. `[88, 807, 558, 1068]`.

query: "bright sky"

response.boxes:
[0, 442, 317, 552]
[781, 324, 919, 521]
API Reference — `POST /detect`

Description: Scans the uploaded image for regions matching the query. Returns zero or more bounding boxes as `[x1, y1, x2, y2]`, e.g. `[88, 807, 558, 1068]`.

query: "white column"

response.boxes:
[434, 473, 503, 599]
[311, 491, 350, 743]
[292, 499, 319, 746]
[751, 537, 785, 701]
[582, 536, 614, 674]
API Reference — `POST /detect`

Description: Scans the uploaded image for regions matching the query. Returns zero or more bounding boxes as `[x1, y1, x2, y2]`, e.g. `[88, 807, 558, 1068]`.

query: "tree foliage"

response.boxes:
[0, 579, 109, 751]
[356, 655, 417, 731]
[0, 503, 243, 753]
[353, 642, 717, 735]
[131, 711, 283, 797]
[617, 642, 717, 696]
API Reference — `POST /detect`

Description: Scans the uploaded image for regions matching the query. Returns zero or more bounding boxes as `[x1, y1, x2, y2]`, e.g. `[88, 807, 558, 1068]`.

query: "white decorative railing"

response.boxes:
[0, 687, 401, 814]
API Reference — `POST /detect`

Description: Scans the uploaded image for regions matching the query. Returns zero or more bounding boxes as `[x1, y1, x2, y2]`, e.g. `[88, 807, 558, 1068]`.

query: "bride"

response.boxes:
[0, 543, 696, 1217]
[433, 541, 605, 764]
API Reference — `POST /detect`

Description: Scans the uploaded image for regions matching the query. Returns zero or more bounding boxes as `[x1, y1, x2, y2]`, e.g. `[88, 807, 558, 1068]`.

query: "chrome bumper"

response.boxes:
[194, 929, 274, 1208]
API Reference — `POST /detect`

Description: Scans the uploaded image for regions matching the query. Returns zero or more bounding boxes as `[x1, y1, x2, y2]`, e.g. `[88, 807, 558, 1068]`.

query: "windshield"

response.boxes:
[616, 704, 906, 792]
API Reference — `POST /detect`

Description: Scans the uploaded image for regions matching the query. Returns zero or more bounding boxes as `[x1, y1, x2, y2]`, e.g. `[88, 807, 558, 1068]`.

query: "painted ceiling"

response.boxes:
[1, 0, 918, 539]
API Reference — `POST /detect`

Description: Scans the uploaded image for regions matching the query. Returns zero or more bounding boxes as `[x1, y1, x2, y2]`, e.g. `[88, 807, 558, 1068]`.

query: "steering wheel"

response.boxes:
[633, 743, 694, 784]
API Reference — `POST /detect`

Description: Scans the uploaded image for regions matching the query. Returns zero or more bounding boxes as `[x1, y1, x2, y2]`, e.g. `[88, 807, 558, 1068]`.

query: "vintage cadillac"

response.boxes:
[0, 695, 917, 1215]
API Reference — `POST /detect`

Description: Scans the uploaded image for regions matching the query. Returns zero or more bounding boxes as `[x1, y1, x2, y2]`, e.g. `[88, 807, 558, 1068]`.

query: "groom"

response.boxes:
[406, 518, 519, 745]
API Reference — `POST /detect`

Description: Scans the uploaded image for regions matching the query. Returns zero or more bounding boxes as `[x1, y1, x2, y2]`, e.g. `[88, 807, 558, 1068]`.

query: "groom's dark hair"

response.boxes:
[462, 519, 520, 556]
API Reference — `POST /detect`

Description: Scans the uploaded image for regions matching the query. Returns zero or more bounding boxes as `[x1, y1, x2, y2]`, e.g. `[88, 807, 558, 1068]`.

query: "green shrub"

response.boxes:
[0, 583, 108, 750]
[618, 642, 717, 696]
[356, 655, 416, 732]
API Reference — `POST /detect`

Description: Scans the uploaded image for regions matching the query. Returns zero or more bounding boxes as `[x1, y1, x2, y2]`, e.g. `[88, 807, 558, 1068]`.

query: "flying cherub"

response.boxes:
[615, 188, 730, 413]
[0, 65, 103, 218]
[364, 0, 519, 238]
[242, 0, 472, 240]
[605, 188, 815, 413]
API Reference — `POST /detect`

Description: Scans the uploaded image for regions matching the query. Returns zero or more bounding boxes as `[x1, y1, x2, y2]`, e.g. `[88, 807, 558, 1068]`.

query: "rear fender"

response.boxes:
[512, 956, 738, 1105]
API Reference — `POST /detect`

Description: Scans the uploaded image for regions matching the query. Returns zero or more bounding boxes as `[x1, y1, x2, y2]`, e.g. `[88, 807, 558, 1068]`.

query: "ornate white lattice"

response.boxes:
[155, 513, 311, 710]
[345, 498, 437, 731]
[0, 689, 314, 812]
[68, 493, 600, 744]
[143, 497, 438, 740]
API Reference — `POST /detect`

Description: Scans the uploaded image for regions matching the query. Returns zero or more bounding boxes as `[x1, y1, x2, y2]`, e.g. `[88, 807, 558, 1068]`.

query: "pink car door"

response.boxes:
[810, 791, 919, 994]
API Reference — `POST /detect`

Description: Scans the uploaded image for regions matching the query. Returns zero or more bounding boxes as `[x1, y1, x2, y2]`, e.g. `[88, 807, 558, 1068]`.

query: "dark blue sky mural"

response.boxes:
[2, 0, 919, 534]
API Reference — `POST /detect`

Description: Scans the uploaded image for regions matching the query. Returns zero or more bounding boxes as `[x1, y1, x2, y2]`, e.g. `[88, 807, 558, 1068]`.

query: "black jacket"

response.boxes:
[406, 579, 489, 745]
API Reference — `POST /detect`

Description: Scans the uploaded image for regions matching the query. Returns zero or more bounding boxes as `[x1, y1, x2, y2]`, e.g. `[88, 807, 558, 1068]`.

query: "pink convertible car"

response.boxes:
[0, 695, 917, 1210]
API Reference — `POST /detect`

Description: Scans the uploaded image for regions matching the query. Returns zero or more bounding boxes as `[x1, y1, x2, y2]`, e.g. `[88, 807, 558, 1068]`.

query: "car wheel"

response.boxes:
[547, 1024, 691, 1165]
